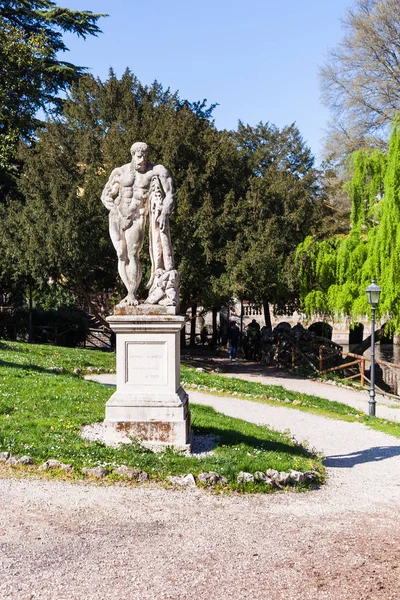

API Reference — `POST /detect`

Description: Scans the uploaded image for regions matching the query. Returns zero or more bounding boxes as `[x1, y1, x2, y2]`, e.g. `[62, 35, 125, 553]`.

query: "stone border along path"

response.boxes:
[1, 371, 400, 599]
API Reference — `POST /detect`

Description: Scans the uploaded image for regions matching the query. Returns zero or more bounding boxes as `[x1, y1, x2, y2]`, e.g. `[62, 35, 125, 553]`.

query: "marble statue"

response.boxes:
[101, 142, 179, 307]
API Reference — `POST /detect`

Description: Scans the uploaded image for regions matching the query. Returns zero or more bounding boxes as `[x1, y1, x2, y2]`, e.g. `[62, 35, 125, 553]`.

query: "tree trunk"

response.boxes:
[180, 327, 186, 351]
[352, 328, 384, 355]
[262, 298, 272, 329]
[190, 303, 197, 346]
[212, 306, 218, 344]
[28, 280, 33, 344]
[77, 282, 110, 329]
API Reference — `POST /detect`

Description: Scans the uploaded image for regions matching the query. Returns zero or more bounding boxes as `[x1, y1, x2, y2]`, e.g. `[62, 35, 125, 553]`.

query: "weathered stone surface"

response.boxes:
[0, 452, 10, 462]
[39, 459, 72, 472]
[253, 471, 273, 485]
[304, 471, 318, 483]
[279, 472, 292, 486]
[114, 305, 178, 316]
[167, 474, 196, 488]
[137, 470, 150, 482]
[6, 456, 19, 466]
[266, 468, 279, 478]
[289, 469, 306, 484]
[17, 456, 34, 465]
[73, 368, 82, 375]
[114, 465, 140, 480]
[237, 472, 255, 484]
[198, 472, 227, 486]
[104, 314, 190, 451]
[101, 142, 179, 308]
[182, 474, 196, 487]
[82, 467, 109, 479]
[265, 469, 285, 488]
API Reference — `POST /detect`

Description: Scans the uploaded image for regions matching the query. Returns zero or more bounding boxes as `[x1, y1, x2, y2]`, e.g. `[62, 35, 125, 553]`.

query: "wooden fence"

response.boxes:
[315, 345, 400, 400]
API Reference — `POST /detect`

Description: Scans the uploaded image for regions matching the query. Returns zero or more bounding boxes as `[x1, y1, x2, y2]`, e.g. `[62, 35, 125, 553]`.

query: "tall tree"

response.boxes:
[321, 0, 400, 160]
[0, 0, 105, 183]
[1, 71, 242, 319]
[297, 117, 400, 332]
[225, 121, 322, 326]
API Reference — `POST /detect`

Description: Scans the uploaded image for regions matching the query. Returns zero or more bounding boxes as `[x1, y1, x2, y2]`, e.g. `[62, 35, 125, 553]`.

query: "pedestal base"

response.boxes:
[105, 310, 191, 450]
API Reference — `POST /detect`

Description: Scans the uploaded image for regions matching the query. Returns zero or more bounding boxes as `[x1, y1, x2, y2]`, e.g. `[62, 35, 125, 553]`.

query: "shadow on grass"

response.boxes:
[192, 423, 312, 458]
[182, 354, 309, 382]
[0, 358, 72, 377]
[0, 341, 30, 353]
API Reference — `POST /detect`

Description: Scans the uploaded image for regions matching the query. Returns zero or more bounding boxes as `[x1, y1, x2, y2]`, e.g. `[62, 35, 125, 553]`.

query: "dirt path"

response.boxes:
[1, 371, 400, 599]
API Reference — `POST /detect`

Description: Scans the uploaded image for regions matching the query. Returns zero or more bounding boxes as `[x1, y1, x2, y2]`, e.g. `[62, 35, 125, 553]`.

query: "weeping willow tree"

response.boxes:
[297, 117, 400, 331]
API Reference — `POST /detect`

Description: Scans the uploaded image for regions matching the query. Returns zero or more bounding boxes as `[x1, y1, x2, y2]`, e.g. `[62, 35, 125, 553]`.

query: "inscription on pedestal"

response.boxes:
[126, 341, 167, 386]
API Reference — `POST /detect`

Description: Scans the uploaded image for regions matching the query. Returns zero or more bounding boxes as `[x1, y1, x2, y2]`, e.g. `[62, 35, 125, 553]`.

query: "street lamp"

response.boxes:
[366, 280, 381, 416]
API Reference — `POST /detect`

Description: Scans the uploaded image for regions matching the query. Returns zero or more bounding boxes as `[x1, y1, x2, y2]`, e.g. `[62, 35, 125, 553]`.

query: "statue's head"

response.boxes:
[130, 142, 149, 173]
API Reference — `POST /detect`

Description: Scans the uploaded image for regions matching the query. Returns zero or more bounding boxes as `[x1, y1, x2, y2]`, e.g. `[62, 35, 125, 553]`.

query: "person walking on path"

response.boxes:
[228, 321, 240, 360]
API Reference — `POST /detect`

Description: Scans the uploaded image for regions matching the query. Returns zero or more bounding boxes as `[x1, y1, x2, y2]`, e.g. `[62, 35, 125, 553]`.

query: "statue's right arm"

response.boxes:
[101, 168, 121, 211]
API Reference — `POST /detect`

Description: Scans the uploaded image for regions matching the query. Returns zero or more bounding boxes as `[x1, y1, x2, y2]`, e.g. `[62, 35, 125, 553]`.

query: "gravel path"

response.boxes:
[1, 373, 400, 599]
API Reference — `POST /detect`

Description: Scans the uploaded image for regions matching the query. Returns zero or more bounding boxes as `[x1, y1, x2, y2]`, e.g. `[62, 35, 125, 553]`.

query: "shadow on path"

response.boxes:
[325, 446, 400, 468]
[182, 354, 308, 381]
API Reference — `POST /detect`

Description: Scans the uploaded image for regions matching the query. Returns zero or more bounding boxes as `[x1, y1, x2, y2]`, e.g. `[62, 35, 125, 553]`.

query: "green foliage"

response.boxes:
[225, 121, 322, 313]
[1, 67, 325, 317]
[0, 1, 105, 180]
[346, 149, 386, 230]
[297, 117, 400, 331]
[1, 70, 245, 314]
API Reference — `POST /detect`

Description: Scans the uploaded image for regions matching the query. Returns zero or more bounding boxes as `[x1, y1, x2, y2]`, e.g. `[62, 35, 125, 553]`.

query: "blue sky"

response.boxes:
[61, 0, 353, 164]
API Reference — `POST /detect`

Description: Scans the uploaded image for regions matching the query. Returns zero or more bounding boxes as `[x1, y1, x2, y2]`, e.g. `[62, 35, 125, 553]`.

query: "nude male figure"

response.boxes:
[101, 142, 175, 306]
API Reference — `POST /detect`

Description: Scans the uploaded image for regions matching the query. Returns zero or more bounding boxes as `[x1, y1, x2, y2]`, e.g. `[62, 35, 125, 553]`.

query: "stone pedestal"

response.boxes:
[104, 308, 190, 450]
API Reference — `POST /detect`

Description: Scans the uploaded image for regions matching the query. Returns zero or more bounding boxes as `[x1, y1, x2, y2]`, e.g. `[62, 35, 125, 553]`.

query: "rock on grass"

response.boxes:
[167, 474, 197, 488]
[237, 472, 254, 484]
[82, 467, 110, 479]
[114, 466, 149, 481]
[198, 472, 227, 486]
[39, 459, 72, 472]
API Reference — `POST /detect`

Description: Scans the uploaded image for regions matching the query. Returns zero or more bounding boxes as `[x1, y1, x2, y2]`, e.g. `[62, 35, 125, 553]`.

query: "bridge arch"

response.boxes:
[308, 322, 333, 340]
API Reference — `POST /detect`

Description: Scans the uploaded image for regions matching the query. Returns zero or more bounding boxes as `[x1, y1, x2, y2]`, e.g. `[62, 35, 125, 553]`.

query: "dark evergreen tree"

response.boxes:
[1, 71, 243, 321]
[0, 0, 105, 184]
[225, 121, 322, 325]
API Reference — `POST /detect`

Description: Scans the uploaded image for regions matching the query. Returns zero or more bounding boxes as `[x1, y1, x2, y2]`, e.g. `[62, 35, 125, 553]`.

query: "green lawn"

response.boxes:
[1, 340, 398, 442]
[0, 341, 323, 492]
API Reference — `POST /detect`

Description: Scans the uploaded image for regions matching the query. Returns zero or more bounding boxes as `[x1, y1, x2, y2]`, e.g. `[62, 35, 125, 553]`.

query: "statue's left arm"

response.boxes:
[156, 166, 175, 231]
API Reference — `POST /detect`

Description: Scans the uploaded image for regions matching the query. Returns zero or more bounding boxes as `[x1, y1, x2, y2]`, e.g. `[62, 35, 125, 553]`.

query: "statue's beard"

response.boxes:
[130, 158, 146, 173]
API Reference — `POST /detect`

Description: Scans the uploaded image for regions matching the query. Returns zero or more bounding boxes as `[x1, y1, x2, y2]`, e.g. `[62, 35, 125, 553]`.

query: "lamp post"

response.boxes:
[366, 280, 381, 416]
